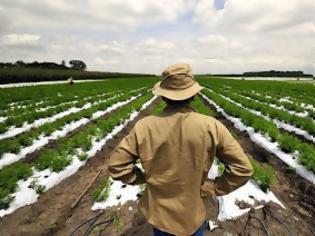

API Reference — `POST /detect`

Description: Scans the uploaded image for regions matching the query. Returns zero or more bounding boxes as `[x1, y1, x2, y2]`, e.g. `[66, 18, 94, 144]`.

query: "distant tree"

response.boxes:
[0, 62, 13, 68]
[15, 60, 26, 67]
[61, 60, 66, 67]
[69, 60, 86, 70]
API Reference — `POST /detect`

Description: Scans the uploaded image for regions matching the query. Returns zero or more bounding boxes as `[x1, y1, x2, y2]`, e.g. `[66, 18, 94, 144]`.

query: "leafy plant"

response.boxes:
[0, 192, 15, 210]
[36, 149, 72, 172]
[249, 156, 276, 192]
[216, 159, 225, 176]
[278, 134, 300, 153]
[29, 179, 46, 194]
[138, 183, 147, 197]
[92, 178, 112, 202]
[106, 211, 124, 233]
[78, 153, 88, 161]
[0, 162, 32, 208]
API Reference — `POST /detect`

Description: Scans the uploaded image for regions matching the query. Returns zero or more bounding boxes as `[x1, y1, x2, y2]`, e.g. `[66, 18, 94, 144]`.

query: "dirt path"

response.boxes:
[0, 98, 160, 236]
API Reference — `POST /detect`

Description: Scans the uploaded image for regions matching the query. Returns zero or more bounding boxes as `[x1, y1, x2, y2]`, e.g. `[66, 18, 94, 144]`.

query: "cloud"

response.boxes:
[194, 0, 315, 34]
[0, 34, 40, 45]
[0, 0, 314, 74]
[0, 0, 193, 32]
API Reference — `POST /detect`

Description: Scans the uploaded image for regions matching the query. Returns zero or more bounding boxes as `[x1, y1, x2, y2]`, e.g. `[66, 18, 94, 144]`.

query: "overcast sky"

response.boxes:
[0, 0, 314, 74]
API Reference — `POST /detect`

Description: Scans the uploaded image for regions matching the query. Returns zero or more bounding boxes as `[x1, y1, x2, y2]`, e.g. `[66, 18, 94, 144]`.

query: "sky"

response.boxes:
[0, 0, 314, 74]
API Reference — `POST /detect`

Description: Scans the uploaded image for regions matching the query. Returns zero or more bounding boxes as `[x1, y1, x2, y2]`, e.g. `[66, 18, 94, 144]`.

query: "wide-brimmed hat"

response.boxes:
[152, 63, 203, 101]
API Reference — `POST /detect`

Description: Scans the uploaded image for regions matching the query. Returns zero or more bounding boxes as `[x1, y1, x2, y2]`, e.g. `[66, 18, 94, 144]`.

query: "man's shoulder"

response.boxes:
[134, 115, 160, 127]
[187, 111, 220, 127]
[135, 112, 219, 128]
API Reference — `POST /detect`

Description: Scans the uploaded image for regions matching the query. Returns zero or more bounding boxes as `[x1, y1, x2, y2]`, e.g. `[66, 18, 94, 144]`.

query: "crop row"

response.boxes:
[0, 93, 154, 211]
[0, 78, 156, 111]
[220, 90, 315, 144]
[201, 89, 315, 175]
[0, 90, 113, 118]
[230, 90, 311, 115]
[208, 87, 315, 138]
[240, 91, 315, 119]
[0, 90, 146, 169]
[198, 77, 315, 108]
[0, 92, 114, 131]
[0, 87, 148, 141]
[1, 86, 147, 119]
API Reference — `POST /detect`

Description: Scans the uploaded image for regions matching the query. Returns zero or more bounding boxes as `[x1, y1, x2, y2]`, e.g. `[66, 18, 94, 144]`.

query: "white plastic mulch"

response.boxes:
[221, 77, 312, 81]
[208, 88, 315, 144]
[238, 94, 309, 117]
[0, 93, 127, 141]
[200, 93, 315, 185]
[207, 162, 284, 221]
[0, 96, 156, 218]
[0, 94, 141, 170]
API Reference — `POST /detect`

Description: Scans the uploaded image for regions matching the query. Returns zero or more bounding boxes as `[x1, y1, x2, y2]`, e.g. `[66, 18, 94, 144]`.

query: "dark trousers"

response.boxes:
[153, 223, 205, 236]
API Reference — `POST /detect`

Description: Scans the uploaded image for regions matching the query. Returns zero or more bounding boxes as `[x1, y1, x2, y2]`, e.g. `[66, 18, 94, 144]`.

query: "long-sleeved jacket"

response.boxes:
[108, 105, 253, 235]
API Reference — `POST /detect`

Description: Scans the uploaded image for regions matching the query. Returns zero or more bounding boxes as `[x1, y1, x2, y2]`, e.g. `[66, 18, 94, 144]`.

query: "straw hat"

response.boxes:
[152, 63, 204, 101]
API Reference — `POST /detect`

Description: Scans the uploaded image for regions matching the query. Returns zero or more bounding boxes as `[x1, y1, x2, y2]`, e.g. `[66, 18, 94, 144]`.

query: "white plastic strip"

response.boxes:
[0, 93, 126, 140]
[0, 94, 141, 170]
[0, 96, 156, 218]
[201, 93, 315, 185]
[207, 88, 315, 144]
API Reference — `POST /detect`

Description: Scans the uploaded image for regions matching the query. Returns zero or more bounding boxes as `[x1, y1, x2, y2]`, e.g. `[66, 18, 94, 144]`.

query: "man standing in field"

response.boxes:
[108, 63, 253, 236]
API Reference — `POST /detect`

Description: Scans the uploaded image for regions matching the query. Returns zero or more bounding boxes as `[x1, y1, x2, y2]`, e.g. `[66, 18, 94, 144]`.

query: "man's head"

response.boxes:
[152, 63, 203, 102]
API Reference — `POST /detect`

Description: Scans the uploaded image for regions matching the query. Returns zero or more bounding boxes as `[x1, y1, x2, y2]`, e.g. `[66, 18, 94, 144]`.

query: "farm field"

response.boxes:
[0, 77, 314, 235]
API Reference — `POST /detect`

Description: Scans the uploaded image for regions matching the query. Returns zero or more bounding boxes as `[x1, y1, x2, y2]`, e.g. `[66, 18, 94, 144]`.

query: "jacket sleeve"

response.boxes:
[108, 127, 145, 185]
[202, 120, 253, 197]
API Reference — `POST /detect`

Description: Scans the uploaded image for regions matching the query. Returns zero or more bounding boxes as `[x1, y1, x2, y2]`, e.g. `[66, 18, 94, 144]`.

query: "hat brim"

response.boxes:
[152, 82, 204, 101]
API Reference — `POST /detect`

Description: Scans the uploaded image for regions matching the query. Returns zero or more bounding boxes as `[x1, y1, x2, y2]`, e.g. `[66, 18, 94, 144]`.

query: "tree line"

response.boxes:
[243, 70, 313, 78]
[210, 70, 313, 78]
[0, 60, 156, 84]
[0, 60, 87, 71]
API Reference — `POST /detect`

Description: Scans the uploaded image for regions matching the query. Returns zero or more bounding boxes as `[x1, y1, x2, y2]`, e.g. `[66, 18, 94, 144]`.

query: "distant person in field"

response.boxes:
[108, 63, 253, 236]
[68, 77, 74, 85]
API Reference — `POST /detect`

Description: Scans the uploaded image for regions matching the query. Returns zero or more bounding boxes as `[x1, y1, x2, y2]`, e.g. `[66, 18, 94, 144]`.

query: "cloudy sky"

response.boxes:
[0, 0, 314, 74]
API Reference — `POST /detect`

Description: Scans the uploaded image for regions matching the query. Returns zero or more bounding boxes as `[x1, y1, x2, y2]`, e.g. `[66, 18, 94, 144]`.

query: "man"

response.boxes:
[108, 63, 253, 236]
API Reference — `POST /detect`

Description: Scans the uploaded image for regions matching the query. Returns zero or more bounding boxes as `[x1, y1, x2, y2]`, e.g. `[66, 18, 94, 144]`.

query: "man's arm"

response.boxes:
[201, 120, 253, 197]
[108, 128, 145, 185]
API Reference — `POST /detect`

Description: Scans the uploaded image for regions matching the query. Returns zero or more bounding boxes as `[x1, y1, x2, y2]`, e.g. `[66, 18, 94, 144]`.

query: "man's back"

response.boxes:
[109, 105, 253, 235]
[108, 62, 252, 236]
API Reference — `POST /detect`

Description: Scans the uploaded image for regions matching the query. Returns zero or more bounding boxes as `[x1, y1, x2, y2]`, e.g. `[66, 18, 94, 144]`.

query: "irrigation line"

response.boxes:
[84, 219, 113, 236]
[243, 210, 269, 236]
[263, 206, 293, 236]
[243, 206, 293, 236]
[69, 210, 103, 236]
[69, 210, 116, 236]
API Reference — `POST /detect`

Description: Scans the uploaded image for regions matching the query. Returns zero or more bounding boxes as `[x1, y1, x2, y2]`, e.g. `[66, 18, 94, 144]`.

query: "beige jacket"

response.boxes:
[108, 105, 253, 235]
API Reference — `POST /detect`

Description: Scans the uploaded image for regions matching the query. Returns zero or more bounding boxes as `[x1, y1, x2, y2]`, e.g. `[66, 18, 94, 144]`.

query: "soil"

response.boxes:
[1, 96, 314, 236]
